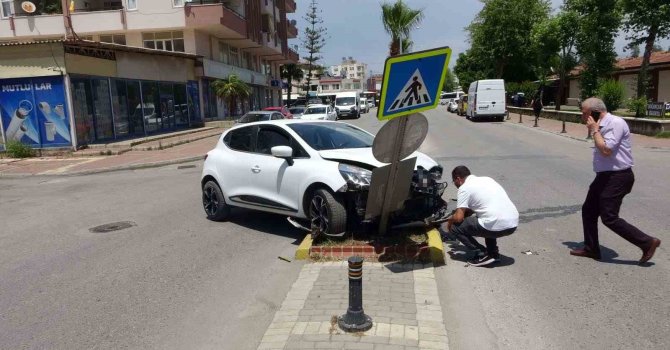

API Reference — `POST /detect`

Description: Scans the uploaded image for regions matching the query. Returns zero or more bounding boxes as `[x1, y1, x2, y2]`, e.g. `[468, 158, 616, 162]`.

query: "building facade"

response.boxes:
[329, 57, 367, 82]
[0, 0, 299, 134]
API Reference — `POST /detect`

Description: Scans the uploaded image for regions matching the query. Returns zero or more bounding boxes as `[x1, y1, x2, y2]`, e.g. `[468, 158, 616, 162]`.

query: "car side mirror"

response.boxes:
[271, 146, 294, 165]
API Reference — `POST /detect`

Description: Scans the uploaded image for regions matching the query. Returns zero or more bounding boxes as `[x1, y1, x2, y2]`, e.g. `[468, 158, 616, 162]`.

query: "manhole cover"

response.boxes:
[89, 221, 136, 233]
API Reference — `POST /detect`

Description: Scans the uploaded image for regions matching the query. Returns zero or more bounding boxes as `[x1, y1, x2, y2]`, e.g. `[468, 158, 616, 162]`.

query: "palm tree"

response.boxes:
[211, 75, 251, 118]
[280, 64, 304, 106]
[381, 0, 424, 57]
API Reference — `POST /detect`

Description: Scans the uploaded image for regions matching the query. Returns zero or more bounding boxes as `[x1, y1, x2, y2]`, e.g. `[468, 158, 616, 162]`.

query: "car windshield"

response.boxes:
[336, 97, 356, 106]
[289, 123, 374, 150]
[237, 113, 271, 123]
[289, 107, 305, 114]
[305, 107, 326, 114]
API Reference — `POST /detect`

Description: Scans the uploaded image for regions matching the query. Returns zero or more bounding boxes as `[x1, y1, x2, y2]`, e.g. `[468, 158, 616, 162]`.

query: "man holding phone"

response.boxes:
[570, 97, 661, 263]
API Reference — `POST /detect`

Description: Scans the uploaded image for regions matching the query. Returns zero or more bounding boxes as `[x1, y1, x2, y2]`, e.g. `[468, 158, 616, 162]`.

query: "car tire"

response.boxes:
[309, 188, 347, 237]
[202, 180, 231, 221]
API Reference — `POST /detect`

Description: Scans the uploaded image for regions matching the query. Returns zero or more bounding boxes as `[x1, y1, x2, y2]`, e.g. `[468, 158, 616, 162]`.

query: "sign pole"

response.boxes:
[377, 115, 408, 234]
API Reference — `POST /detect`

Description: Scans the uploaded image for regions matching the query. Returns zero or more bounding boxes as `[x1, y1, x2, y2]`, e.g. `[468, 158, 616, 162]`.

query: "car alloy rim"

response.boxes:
[203, 186, 219, 215]
[310, 195, 329, 234]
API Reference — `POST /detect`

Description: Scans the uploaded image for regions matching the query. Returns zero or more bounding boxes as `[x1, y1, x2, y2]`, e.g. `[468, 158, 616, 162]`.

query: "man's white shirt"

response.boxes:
[457, 175, 519, 231]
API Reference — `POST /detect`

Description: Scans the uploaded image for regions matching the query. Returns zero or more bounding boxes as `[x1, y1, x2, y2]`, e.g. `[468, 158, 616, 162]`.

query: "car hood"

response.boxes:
[318, 147, 438, 170]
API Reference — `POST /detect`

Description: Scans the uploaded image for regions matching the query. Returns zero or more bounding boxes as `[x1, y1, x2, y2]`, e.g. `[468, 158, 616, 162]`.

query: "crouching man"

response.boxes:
[445, 166, 519, 266]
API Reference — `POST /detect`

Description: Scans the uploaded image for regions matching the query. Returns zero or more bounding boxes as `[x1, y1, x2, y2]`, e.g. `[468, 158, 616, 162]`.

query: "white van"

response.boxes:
[359, 97, 369, 114]
[335, 91, 360, 119]
[466, 80, 506, 121]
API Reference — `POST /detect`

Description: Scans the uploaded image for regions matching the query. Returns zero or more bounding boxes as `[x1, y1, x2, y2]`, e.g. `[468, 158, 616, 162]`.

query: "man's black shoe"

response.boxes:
[468, 254, 497, 267]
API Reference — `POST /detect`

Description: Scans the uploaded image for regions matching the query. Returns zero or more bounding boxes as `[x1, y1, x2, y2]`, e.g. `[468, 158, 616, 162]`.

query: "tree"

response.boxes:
[301, 0, 327, 92]
[621, 0, 670, 106]
[467, 0, 551, 81]
[630, 45, 640, 58]
[442, 67, 457, 92]
[653, 44, 664, 52]
[211, 75, 251, 118]
[531, 8, 580, 110]
[381, 0, 424, 57]
[280, 64, 304, 106]
[568, 0, 621, 100]
[453, 48, 491, 91]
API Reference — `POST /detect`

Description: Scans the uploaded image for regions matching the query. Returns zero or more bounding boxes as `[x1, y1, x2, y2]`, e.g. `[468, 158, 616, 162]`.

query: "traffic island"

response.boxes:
[295, 226, 446, 264]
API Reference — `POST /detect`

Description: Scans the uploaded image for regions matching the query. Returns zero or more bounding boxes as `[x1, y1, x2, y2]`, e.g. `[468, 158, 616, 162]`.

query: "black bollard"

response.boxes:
[518, 113, 523, 123]
[338, 256, 373, 332]
[561, 118, 567, 133]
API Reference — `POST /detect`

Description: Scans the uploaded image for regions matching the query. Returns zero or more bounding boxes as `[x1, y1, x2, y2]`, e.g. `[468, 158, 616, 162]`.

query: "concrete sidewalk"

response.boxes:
[256, 262, 448, 350]
[0, 129, 222, 177]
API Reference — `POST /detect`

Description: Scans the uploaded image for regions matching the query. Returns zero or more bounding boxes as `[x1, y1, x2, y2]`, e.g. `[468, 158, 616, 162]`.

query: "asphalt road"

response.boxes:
[1, 107, 668, 349]
[351, 108, 670, 350]
[0, 164, 305, 349]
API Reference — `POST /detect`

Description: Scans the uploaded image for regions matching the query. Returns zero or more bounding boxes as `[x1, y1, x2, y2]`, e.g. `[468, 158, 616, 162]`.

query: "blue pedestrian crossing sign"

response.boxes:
[377, 47, 451, 120]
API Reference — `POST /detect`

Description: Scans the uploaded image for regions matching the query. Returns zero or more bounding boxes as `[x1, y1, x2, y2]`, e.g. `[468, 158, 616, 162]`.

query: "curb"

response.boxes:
[0, 155, 205, 178]
[295, 233, 312, 260]
[506, 118, 590, 143]
[426, 228, 446, 266]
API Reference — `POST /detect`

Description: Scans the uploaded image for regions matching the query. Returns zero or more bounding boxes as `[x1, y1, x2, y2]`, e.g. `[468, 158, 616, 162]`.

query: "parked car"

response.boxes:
[264, 106, 293, 119]
[301, 104, 337, 121]
[367, 100, 375, 109]
[201, 120, 448, 237]
[457, 95, 468, 116]
[289, 106, 306, 119]
[359, 97, 370, 114]
[235, 111, 284, 124]
[446, 100, 458, 113]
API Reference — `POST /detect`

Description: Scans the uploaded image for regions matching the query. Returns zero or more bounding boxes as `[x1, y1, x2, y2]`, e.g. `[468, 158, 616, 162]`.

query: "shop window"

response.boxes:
[110, 79, 129, 138]
[92, 78, 114, 140]
[174, 84, 188, 127]
[142, 31, 184, 52]
[126, 81, 144, 136]
[141, 82, 160, 133]
[70, 78, 95, 145]
[159, 83, 175, 131]
[100, 34, 126, 45]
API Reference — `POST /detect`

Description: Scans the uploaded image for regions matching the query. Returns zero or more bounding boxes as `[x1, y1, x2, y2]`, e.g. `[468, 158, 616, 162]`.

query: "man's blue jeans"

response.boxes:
[446, 216, 516, 258]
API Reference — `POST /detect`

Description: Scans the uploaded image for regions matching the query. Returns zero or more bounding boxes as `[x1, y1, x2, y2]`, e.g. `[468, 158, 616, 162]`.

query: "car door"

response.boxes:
[219, 125, 260, 204]
[251, 125, 312, 215]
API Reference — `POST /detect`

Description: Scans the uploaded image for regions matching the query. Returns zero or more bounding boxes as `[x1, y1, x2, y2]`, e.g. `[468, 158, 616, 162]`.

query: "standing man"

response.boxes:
[444, 166, 519, 267]
[570, 97, 661, 263]
[531, 89, 543, 126]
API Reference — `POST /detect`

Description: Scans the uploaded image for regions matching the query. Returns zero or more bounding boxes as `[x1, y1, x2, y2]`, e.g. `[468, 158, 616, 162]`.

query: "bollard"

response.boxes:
[518, 113, 523, 123]
[338, 256, 373, 332]
[561, 118, 567, 133]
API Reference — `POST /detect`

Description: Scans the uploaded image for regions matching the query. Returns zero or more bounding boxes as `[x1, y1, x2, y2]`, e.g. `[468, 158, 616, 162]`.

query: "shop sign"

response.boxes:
[0, 76, 72, 148]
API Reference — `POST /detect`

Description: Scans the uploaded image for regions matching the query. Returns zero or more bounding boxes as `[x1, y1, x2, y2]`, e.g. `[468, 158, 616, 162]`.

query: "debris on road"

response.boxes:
[278, 256, 292, 263]
[522, 250, 539, 255]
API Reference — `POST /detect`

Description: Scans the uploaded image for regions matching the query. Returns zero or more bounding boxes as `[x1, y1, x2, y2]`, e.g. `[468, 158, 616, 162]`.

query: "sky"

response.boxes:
[289, 0, 670, 75]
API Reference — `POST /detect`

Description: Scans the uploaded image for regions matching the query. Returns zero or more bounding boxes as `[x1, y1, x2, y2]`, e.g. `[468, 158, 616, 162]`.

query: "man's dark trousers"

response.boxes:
[582, 168, 654, 255]
[448, 216, 516, 257]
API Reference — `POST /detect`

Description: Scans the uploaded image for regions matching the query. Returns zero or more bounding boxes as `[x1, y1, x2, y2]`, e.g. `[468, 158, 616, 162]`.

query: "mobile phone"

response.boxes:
[590, 111, 601, 122]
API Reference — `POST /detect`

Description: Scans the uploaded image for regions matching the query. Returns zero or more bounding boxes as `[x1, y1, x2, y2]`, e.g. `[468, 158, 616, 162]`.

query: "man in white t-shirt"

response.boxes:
[445, 166, 519, 266]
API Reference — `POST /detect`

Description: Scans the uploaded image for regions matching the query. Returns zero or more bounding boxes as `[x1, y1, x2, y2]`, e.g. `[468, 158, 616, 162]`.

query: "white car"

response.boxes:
[300, 104, 337, 121]
[446, 100, 458, 113]
[201, 120, 448, 237]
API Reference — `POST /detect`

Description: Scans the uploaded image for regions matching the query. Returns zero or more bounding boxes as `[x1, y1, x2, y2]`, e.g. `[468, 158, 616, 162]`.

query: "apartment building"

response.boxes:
[0, 0, 298, 148]
[329, 57, 367, 82]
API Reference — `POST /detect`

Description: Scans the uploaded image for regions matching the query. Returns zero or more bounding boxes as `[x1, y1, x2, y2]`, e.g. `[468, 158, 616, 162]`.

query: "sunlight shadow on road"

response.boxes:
[518, 204, 582, 224]
[228, 208, 304, 245]
[562, 241, 652, 266]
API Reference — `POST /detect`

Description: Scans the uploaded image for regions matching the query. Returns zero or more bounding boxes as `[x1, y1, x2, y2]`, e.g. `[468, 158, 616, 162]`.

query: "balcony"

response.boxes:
[185, 1, 247, 39]
[287, 21, 297, 38]
[202, 58, 267, 85]
[2, 14, 66, 38]
[70, 10, 125, 33]
[284, 0, 296, 13]
[287, 48, 298, 62]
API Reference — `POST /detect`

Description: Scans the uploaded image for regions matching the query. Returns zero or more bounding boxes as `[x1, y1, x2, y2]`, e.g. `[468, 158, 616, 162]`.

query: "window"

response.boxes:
[229, 46, 240, 67]
[242, 52, 251, 69]
[224, 126, 255, 152]
[173, 0, 183, 6]
[322, 84, 329, 91]
[142, 31, 184, 52]
[219, 42, 229, 64]
[333, 84, 339, 90]
[127, 0, 137, 10]
[92, 78, 114, 140]
[1, 0, 13, 18]
[110, 79, 129, 138]
[100, 34, 126, 45]
[257, 128, 290, 154]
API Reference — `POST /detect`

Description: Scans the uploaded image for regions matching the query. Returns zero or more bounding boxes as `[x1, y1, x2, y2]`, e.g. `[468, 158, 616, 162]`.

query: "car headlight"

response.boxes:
[338, 163, 372, 189]
[350, 106, 356, 110]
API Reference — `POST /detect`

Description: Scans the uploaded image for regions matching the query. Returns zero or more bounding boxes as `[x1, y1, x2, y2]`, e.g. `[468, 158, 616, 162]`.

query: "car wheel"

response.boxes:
[309, 189, 347, 237]
[202, 180, 231, 221]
